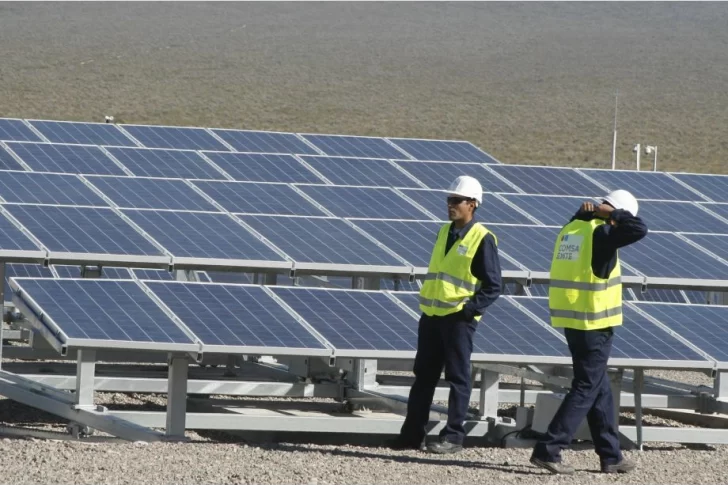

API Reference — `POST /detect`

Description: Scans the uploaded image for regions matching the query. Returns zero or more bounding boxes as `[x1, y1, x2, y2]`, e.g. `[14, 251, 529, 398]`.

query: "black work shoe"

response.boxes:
[427, 439, 463, 454]
[530, 456, 575, 475]
[384, 436, 426, 451]
[601, 458, 636, 474]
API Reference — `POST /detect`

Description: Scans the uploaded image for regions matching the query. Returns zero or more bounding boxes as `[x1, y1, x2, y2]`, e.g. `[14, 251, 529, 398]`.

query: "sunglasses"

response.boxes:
[447, 196, 472, 205]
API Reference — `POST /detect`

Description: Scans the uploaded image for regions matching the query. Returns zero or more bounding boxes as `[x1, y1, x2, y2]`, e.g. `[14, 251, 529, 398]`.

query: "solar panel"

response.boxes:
[133, 268, 175, 280]
[396, 161, 516, 193]
[581, 169, 704, 201]
[146, 282, 326, 351]
[684, 290, 709, 304]
[272, 287, 418, 354]
[637, 201, 728, 233]
[6, 142, 125, 175]
[399, 189, 535, 224]
[211, 129, 319, 155]
[301, 134, 408, 159]
[348, 219, 522, 271]
[11, 279, 195, 348]
[500, 194, 584, 226]
[490, 225, 560, 272]
[0, 172, 108, 207]
[4, 263, 53, 301]
[0, 210, 45, 253]
[633, 302, 728, 362]
[121, 124, 228, 151]
[85, 176, 218, 211]
[190, 180, 326, 216]
[671, 173, 728, 203]
[5, 205, 165, 257]
[488, 165, 604, 196]
[105, 147, 225, 179]
[388, 138, 500, 163]
[202, 152, 324, 184]
[622, 233, 728, 280]
[203, 271, 255, 284]
[0, 119, 43, 142]
[296, 185, 431, 220]
[516, 298, 707, 362]
[526, 284, 550, 297]
[53, 265, 133, 279]
[0, 147, 25, 171]
[240, 215, 405, 267]
[395, 294, 569, 357]
[299, 155, 423, 188]
[29, 120, 138, 147]
[121, 210, 288, 264]
[680, 234, 728, 262]
[630, 288, 688, 304]
[699, 203, 728, 226]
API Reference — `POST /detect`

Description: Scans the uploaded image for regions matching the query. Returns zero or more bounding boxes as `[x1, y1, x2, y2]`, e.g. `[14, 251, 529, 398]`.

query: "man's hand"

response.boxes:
[580, 201, 614, 220]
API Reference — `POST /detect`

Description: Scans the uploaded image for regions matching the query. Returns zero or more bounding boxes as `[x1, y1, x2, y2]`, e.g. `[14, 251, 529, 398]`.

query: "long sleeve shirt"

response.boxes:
[444, 220, 502, 320]
[569, 208, 649, 279]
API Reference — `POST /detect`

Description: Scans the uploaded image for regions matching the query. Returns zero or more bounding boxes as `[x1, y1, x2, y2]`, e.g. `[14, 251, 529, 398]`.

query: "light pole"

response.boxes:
[633, 144, 641, 170]
[645, 145, 658, 171]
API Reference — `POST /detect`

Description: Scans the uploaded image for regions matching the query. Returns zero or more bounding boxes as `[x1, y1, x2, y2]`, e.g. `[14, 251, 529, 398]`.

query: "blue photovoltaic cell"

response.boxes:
[581, 169, 703, 201]
[684, 290, 708, 304]
[349, 219, 522, 271]
[106, 147, 225, 179]
[389, 138, 500, 163]
[629, 289, 687, 304]
[133, 269, 175, 280]
[0, 147, 24, 171]
[0, 172, 108, 206]
[195, 271, 212, 282]
[517, 298, 706, 361]
[147, 282, 325, 349]
[489, 165, 604, 196]
[301, 134, 407, 159]
[5, 205, 164, 256]
[699, 203, 728, 226]
[191, 180, 325, 216]
[634, 303, 728, 362]
[296, 185, 430, 220]
[299, 156, 423, 188]
[211, 129, 318, 155]
[272, 287, 419, 351]
[14, 279, 193, 344]
[29, 120, 137, 147]
[121, 125, 228, 151]
[241, 216, 403, 266]
[53, 266, 132, 279]
[527, 284, 549, 297]
[501, 194, 584, 226]
[380, 278, 421, 292]
[491, 225, 560, 272]
[621, 233, 728, 279]
[6, 142, 125, 175]
[681, 233, 728, 261]
[396, 161, 515, 193]
[86, 176, 218, 211]
[0, 119, 43, 142]
[672, 173, 728, 203]
[396, 294, 568, 356]
[636, 201, 728, 233]
[203, 272, 255, 284]
[399, 189, 535, 224]
[122, 210, 286, 262]
[4, 264, 53, 301]
[203, 152, 323, 184]
[0, 211, 44, 252]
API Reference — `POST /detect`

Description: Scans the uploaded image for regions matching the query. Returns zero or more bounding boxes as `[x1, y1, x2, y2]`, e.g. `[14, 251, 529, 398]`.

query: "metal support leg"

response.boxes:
[351, 359, 378, 391]
[634, 368, 644, 451]
[75, 349, 96, 407]
[224, 355, 238, 377]
[478, 370, 499, 419]
[175, 270, 197, 282]
[715, 371, 728, 400]
[254, 273, 278, 285]
[352, 276, 380, 290]
[166, 355, 189, 439]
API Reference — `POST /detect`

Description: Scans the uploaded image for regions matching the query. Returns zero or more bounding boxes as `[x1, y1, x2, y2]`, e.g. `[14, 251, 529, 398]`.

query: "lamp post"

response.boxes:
[633, 144, 641, 170]
[645, 145, 658, 172]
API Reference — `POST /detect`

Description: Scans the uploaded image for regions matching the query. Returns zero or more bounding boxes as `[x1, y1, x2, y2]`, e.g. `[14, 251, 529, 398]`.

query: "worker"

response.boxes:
[530, 189, 648, 474]
[387, 175, 502, 454]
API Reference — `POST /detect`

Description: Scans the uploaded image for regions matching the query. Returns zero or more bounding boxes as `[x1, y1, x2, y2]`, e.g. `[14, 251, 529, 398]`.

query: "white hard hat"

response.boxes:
[602, 189, 639, 216]
[447, 175, 483, 205]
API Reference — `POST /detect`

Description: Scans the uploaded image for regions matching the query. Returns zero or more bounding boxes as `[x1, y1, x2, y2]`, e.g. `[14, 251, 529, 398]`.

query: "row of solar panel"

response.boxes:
[0, 118, 499, 163]
[2, 203, 728, 280]
[4, 140, 728, 202]
[3, 170, 728, 233]
[8, 278, 728, 368]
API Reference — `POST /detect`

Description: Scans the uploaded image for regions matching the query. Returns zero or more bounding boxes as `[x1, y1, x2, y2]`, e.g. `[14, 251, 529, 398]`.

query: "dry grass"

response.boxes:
[0, 2, 727, 173]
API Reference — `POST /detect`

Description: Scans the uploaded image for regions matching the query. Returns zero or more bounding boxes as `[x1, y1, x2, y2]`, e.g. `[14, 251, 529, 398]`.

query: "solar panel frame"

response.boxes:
[28, 119, 140, 147]
[0, 146, 26, 171]
[500, 194, 586, 226]
[636, 200, 728, 234]
[9, 278, 200, 354]
[0, 207, 47, 262]
[0, 171, 110, 207]
[300, 133, 411, 159]
[388, 137, 501, 163]
[5, 142, 127, 176]
[105, 146, 228, 180]
[298, 155, 425, 188]
[211, 128, 320, 155]
[395, 161, 518, 193]
[486, 165, 606, 196]
[201, 151, 326, 184]
[0, 118, 44, 142]
[579, 168, 708, 201]
[119, 124, 230, 151]
[671, 172, 728, 203]
[3, 263, 54, 302]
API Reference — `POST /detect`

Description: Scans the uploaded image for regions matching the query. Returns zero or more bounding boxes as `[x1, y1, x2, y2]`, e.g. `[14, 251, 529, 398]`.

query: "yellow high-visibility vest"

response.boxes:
[549, 219, 622, 330]
[419, 222, 494, 320]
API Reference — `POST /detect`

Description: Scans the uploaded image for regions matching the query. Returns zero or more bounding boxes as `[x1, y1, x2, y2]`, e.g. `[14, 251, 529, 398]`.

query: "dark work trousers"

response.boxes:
[532, 327, 623, 466]
[400, 313, 477, 445]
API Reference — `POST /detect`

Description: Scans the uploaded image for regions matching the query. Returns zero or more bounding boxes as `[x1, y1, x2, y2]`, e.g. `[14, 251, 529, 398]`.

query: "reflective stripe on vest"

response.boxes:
[549, 307, 623, 321]
[424, 272, 478, 292]
[550, 276, 622, 291]
[418, 295, 470, 309]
